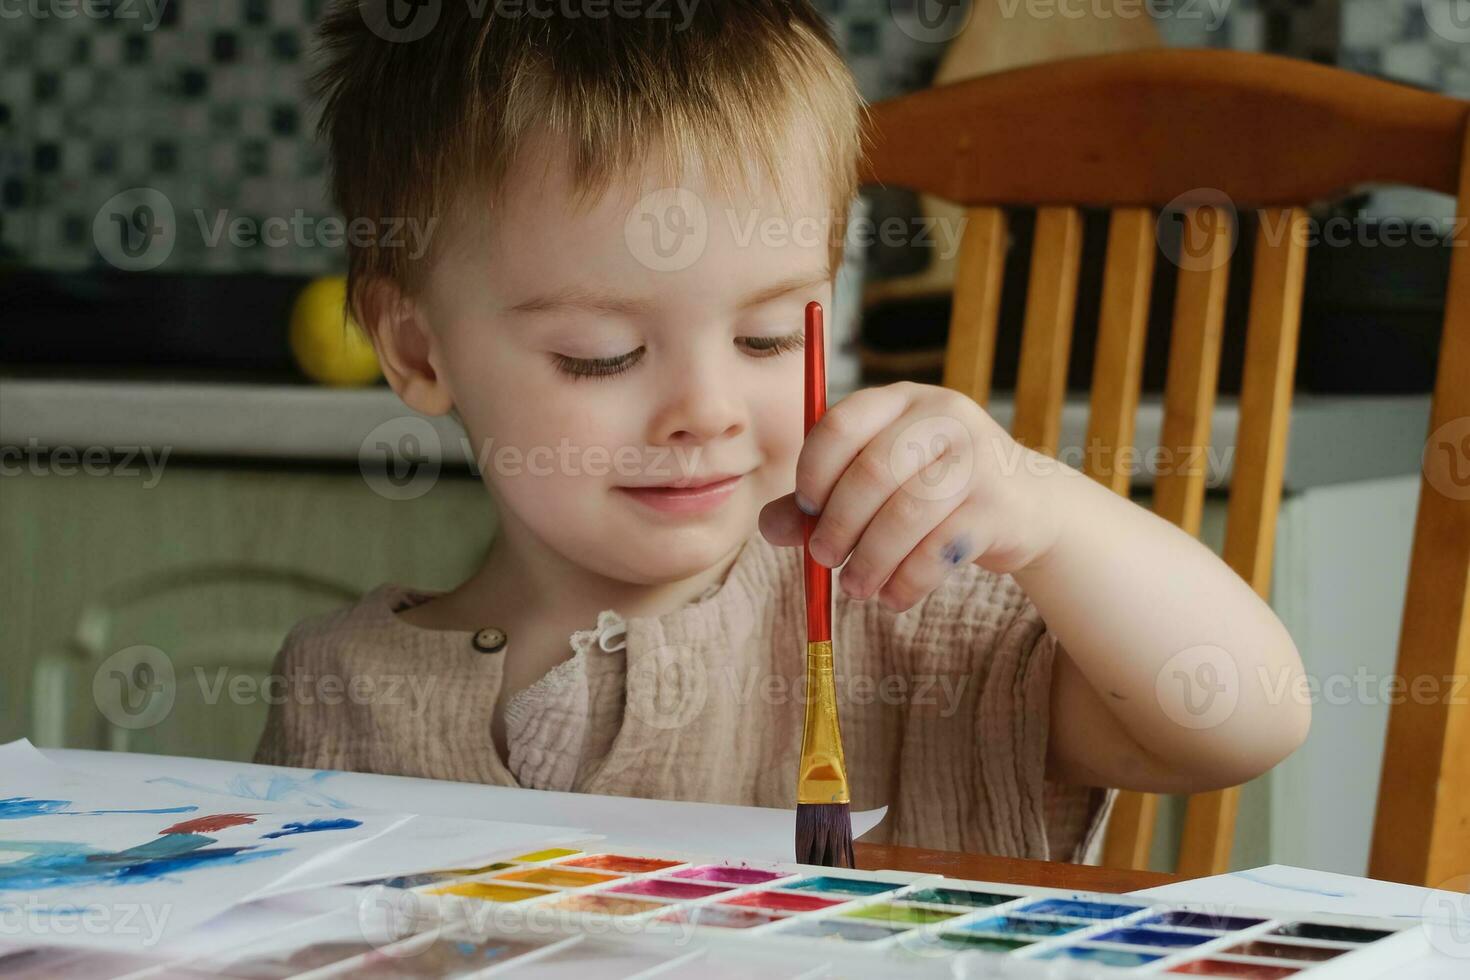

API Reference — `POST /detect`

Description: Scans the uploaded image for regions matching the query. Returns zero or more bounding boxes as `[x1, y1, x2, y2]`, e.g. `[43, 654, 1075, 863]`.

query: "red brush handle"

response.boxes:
[803, 301, 831, 644]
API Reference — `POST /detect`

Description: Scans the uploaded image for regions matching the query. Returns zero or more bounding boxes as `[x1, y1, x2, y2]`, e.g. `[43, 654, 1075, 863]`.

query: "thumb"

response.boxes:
[758, 493, 806, 548]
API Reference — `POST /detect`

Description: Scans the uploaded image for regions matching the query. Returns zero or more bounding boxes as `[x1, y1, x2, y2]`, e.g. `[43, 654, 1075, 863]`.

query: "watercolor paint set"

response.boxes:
[88, 843, 1424, 979]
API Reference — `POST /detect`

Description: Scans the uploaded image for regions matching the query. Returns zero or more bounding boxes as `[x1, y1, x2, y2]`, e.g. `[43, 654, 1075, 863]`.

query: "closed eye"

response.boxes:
[739, 329, 805, 357]
[551, 347, 645, 379]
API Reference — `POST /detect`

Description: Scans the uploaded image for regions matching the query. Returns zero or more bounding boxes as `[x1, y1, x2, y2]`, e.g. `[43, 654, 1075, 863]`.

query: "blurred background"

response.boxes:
[2, 1, 1465, 876]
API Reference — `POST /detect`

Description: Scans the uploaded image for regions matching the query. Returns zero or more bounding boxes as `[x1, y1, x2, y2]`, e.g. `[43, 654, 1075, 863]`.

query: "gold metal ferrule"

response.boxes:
[796, 640, 851, 805]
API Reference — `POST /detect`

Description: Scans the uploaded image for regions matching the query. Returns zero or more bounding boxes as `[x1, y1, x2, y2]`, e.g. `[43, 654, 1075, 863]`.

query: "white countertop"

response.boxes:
[0, 377, 1431, 491]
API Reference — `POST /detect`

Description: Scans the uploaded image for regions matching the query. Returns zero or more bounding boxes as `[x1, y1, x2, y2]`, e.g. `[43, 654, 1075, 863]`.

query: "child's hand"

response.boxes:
[759, 381, 1067, 611]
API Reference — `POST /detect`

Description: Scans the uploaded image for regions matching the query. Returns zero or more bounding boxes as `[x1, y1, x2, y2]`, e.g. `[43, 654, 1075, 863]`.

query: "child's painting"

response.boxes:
[0, 741, 399, 950]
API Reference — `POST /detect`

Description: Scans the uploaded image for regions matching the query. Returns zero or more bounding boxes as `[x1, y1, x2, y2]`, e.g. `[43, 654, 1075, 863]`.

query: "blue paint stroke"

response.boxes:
[0, 797, 197, 820]
[0, 835, 288, 892]
[1230, 870, 1353, 899]
[259, 817, 362, 839]
[149, 770, 352, 809]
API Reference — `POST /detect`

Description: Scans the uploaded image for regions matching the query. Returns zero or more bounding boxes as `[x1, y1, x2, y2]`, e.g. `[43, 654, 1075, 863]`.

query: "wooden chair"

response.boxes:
[857, 48, 1470, 886]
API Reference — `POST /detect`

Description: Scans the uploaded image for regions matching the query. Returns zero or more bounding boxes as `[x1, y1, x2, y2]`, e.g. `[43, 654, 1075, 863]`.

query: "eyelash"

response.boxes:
[551, 349, 643, 380]
[550, 330, 805, 379]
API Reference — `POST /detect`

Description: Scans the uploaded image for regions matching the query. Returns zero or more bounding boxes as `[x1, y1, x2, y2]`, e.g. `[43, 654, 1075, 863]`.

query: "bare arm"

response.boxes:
[1019, 458, 1311, 792]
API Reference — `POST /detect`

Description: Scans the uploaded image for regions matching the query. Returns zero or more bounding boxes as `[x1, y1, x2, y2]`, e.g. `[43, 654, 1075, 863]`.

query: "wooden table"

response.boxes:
[856, 843, 1180, 894]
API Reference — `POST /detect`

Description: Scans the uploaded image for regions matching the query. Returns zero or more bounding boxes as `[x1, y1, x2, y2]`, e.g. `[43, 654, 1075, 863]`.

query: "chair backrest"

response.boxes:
[858, 49, 1470, 885]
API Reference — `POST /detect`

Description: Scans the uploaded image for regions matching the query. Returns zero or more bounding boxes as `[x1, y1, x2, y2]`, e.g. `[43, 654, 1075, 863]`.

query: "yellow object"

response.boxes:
[796, 640, 851, 805]
[509, 847, 581, 863]
[288, 276, 381, 386]
[430, 882, 552, 903]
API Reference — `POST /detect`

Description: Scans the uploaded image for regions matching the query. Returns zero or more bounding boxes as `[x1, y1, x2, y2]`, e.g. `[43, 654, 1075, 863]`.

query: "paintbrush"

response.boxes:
[794, 300, 854, 869]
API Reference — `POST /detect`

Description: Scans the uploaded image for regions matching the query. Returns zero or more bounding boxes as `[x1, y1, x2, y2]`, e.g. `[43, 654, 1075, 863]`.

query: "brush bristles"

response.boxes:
[795, 803, 854, 868]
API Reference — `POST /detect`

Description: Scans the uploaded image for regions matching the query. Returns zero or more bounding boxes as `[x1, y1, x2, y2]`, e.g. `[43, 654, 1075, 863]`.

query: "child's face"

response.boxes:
[419, 129, 833, 585]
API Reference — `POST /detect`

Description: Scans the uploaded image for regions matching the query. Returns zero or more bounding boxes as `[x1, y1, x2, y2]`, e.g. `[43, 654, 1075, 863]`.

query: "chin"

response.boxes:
[593, 519, 753, 585]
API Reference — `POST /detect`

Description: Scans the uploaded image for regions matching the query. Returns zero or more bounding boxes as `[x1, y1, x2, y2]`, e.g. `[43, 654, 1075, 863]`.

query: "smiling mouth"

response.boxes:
[615, 474, 745, 514]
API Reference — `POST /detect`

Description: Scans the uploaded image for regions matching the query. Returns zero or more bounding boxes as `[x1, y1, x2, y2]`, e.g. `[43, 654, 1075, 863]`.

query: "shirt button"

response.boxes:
[472, 627, 507, 654]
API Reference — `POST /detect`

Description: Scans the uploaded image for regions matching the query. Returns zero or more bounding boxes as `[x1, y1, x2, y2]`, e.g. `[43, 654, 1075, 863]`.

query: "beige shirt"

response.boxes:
[254, 532, 1113, 861]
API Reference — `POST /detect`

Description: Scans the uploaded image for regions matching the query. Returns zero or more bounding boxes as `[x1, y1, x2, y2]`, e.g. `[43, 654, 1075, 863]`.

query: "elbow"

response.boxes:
[1207, 683, 1313, 790]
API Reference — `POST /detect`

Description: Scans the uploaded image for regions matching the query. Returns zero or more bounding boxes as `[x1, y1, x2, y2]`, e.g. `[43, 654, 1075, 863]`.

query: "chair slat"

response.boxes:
[1370, 129, 1470, 887]
[1177, 208, 1309, 879]
[1102, 792, 1160, 872]
[1013, 207, 1084, 454]
[1084, 208, 1156, 494]
[1153, 206, 1232, 536]
[1123, 206, 1230, 874]
[942, 208, 1009, 408]
[1087, 207, 1161, 875]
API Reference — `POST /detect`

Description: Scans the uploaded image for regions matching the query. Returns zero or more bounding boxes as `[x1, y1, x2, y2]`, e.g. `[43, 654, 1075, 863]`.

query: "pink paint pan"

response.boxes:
[670, 864, 789, 885]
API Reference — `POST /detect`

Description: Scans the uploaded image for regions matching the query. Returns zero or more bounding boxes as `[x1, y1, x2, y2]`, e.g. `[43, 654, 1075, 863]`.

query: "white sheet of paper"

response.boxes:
[0, 741, 406, 950]
[43, 748, 888, 863]
[253, 812, 590, 899]
[1132, 864, 1470, 979]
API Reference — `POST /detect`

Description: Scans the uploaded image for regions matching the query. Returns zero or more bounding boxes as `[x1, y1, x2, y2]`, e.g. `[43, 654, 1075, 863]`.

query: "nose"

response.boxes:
[646, 350, 747, 447]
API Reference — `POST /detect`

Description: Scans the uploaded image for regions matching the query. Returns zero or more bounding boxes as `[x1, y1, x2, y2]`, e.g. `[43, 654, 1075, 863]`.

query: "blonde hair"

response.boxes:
[311, 0, 868, 314]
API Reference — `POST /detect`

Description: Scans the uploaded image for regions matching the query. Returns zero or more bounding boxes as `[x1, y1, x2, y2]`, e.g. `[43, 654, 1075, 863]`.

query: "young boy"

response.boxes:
[255, 0, 1310, 862]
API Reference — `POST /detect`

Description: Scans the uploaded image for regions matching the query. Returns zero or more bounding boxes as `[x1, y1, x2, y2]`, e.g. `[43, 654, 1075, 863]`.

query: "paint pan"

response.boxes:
[1166, 958, 1302, 977]
[956, 915, 1085, 938]
[670, 864, 790, 885]
[900, 886, 1022, 909]
[560, 854, 683, 874]
[776, 919, 909, 942]
[841, 903, 963, 927]
[1014, 897, 1145, 920]
[927, 933, 1035, 954]
[545, 893, 667, 917]
[782, 876, 900, 897]
[1223, 940, 1345, 962]
[1143, 910, 1266, 931]
[509, 848, 581, 862]
[493, 866, 622, 888]
[430, 881, 555, 903]
[1270, 922, 1393, 944]
[1091, 926, 1216, 948]
[659, 905, 789, 930]
[1039, 945, 1165, 967]
[723, 891, 844, 913]
[608, 878, 733, 900]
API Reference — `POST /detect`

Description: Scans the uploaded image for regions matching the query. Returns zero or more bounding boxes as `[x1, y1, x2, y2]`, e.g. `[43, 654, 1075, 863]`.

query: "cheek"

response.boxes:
[751, 368, 804, 473]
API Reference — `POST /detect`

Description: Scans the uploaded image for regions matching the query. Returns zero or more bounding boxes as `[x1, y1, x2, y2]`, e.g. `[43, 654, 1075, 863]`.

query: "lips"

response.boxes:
[616, 474, 744, 516]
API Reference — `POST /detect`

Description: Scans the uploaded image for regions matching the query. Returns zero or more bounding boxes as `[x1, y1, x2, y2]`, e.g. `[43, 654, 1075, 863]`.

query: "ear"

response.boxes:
[355, 277, 455, 417]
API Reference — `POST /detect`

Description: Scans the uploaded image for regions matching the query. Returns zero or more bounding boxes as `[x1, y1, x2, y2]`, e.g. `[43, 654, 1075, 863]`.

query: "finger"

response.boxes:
[878, 503, 994, 613]
[758, 494, 806, 548]
[837, 477, 963, 600]
[808, 399, 977, 568]
[794, 384, 912, 518]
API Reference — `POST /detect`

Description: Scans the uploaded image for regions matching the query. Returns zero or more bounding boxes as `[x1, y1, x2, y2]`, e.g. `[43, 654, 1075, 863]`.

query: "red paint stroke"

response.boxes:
[161, 813, 259, 834]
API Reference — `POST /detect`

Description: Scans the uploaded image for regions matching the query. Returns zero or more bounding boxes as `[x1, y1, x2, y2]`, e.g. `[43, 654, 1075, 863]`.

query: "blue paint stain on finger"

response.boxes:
[940, 534, 971, 565]
[795, 492, 820, 516]
[260, 817, 362, 839]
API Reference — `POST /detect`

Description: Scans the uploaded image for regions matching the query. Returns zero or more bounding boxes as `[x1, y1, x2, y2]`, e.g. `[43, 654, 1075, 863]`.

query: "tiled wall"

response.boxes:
[1, 1, 1464, 274]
